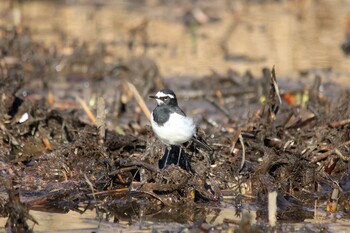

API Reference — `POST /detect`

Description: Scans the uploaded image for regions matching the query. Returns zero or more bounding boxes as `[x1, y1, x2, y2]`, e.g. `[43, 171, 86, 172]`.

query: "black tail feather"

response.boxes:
[192, 135, 213, 152]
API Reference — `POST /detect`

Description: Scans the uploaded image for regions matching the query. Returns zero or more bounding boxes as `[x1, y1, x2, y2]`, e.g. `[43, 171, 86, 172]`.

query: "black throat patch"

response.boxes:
[152, 105, 186, 126]
[152, 106, 170, 126]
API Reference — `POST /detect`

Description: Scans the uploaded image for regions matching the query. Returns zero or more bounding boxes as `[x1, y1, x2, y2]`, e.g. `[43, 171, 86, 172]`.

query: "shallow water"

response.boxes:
[0, 206, 349, 232]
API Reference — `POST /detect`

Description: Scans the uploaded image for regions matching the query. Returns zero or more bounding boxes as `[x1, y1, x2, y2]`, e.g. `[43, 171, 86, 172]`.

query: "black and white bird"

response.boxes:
[149, 89, 212, 166]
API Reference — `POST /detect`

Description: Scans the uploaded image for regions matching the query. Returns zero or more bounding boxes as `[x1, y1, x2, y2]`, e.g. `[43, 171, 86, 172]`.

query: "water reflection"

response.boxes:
[0, 204, 249, 232]
[0, 209, 98, 232]
[0, 199, 349, 232]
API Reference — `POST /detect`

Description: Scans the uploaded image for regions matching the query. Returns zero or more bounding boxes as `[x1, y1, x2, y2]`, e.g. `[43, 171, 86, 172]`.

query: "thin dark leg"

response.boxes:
[164, 145, 171, 166]
[159, 146, 174, 169]
[177, 147, 182, 165]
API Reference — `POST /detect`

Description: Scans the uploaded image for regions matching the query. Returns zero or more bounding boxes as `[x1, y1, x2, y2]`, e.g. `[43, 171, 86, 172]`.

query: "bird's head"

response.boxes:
[149, 89, 178, 106]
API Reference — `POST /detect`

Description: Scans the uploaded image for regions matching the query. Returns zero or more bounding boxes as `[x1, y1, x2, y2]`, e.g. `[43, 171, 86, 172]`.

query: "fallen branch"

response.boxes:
[310, 140, 350, 163]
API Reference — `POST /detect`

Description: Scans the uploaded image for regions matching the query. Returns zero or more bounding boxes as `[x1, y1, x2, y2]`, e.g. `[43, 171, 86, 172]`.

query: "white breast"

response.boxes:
[151, 112, 196, 145]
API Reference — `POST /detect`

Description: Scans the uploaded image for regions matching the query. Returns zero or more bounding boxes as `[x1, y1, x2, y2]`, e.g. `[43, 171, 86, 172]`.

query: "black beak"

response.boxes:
[149, 95, 158, 99]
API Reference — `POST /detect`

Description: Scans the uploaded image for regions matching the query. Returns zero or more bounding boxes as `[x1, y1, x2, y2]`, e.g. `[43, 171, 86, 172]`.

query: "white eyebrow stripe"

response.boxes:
[156, 92, 175, 99]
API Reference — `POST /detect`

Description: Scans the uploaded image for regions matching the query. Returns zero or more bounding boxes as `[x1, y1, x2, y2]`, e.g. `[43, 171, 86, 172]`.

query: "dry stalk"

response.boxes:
[96, 97, 106, 145]
[126, 81, 151, 120]
[76, 95, 97, 124]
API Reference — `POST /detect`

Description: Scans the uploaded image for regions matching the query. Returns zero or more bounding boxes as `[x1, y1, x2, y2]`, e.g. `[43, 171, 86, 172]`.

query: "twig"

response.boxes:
[84, 174, 96, 198]
[76, 95, 96, 124]
[125, 81, 151, 121]
[96, 97, 106, 145]
[327, 188, 340, 220]
[84, 174, 99, 218]
[266, 66, 281, 123]
[314, 199, 318, 219]
[87, 187, 129, 196]
[108, 166, 139, 176]
[133, 190, 168, 206]
[117, 174, 126, 183]
[42, 138, 52, 150]
[176, 88, 255, 100]
[205, 95, 235, 122]
[38, 125, 52, 150]
[330, 118, 350, 128]
[271, 66, 282, 105]
[47, 90, 55, 107]
[140, 181, 188, 192]
[335, 148, 350, 161]
[111, 90, 121, 117]
[112, 159, 159, 174]
[0, 121, 20, 146]
[268, 191, 277, 227]
[230, 128, 241, 155]
[239, 133, 245, 171]
[311, 140, 350, 163]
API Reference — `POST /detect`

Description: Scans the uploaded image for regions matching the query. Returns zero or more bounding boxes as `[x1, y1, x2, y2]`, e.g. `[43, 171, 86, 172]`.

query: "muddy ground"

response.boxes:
[0, 22, 350, 232]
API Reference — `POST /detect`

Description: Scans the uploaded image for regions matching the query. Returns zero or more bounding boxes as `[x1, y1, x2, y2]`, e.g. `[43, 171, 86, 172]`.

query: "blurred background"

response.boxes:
[1, 0, 350, 83]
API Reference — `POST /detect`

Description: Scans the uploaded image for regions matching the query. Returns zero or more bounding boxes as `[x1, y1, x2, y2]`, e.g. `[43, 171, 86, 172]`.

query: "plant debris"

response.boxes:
[1, 24, 350, 232]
